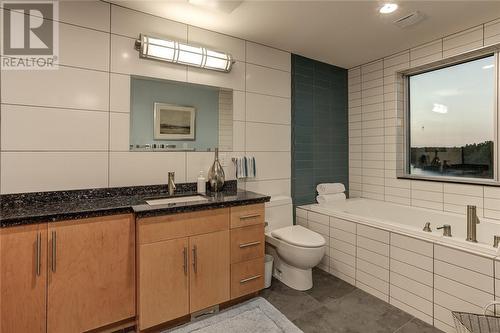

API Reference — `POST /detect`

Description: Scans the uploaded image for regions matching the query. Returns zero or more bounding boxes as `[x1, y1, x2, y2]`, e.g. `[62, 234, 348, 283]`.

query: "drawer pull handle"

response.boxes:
[240, 275, 262, 284]
[240, 214, 261, 220]
[51, 231, 57, 273]
[35, 233, 41, 277]
[239, 241, 261, 248]
[192, 245, 198, 274]
[183, 247, 188, 275]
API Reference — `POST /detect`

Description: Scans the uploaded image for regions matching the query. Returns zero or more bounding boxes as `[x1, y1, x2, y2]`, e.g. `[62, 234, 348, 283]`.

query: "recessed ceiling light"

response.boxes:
[379, 3, 398, 14]
[188, 0, 243, 13]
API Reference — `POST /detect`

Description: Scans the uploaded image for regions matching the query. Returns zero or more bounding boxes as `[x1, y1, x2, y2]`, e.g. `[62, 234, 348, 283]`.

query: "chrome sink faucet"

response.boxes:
[466, 205, 480, 243]
[168, 172, 176, 196]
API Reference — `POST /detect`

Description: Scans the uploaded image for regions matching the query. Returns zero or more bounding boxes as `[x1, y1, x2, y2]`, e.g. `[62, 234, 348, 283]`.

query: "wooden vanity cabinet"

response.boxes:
[136, 204, 266, 331]
[47, 214, 136, 333]
[0, 214, 135, 333]
[137, 209, 230, 331]
[0, 223, 47, 333]
[229, 204, 265, 299]
[189, 230, 230, 313]
[138, 237, 190, 330]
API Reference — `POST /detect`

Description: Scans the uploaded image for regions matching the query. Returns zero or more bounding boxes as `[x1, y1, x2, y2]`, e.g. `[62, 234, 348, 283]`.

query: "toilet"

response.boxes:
[265, 196, 326, 291]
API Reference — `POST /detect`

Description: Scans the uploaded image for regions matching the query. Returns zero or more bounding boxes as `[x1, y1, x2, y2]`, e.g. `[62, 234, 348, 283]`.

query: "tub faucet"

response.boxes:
[168, 172, 176, 196]
[494, 236, 500, 248]
[437, 224, 452, 237]
[466, 205, 480, 243]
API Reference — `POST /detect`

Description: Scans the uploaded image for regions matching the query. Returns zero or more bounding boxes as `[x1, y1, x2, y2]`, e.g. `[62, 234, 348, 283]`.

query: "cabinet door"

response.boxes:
[0, 224, 47, 333]
[47, 215, 135, 333]
[189, 230, 230, 312]
[138, 237, 189, 330]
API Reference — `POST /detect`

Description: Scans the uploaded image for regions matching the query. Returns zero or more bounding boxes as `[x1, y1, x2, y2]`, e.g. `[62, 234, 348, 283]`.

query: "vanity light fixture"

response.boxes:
[379, 3, 398, 14]
[134, 34, 234, 73]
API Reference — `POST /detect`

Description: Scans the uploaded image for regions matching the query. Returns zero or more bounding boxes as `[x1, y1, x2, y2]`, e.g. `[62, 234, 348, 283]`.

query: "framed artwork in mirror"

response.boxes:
[153, 103, 196, 140]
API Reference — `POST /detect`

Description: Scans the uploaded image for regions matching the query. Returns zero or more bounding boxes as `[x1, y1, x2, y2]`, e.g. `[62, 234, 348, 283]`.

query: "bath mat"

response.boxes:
[163, 297, 303, 333]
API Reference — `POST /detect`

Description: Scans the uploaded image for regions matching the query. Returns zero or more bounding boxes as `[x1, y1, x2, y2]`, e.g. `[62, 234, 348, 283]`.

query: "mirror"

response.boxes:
[129, 76, 233, 152]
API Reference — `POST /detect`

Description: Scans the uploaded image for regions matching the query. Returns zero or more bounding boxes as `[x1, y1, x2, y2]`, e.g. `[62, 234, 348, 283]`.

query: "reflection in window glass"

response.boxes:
[408, 55, 496, 179]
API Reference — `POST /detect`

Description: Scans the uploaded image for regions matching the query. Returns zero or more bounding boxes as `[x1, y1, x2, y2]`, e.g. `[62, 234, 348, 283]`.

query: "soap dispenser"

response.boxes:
[197, 171, 206, 194]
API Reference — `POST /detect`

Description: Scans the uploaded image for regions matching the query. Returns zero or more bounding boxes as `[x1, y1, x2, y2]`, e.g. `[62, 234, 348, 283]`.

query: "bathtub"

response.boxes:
[303, 198, 500, 257]
[297, 198, 500, 331]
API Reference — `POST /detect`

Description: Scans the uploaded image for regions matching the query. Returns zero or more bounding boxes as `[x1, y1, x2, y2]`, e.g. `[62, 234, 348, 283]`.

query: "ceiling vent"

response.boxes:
[393, 11, 425, 28]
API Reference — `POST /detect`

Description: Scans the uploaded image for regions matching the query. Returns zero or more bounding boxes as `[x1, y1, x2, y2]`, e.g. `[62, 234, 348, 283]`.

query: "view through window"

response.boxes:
[408, 55, 496, 180]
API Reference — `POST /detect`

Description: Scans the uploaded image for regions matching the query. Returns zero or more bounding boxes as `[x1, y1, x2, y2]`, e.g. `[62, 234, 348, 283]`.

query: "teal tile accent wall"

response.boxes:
[292, 54, 348, 210]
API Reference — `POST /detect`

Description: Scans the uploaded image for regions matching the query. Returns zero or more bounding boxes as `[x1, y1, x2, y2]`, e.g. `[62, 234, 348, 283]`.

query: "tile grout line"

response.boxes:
[242, 40, 247, 190]
[432, 243, 435, 327]
[388, 229, 391, 304]
[107, 3, 112, 188]
[392, 317, 417, 333]
[355, 223, 358, 286]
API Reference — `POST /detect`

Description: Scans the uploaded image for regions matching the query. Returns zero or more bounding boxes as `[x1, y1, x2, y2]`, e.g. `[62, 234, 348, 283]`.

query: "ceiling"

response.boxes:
[116, 1, 500, 68]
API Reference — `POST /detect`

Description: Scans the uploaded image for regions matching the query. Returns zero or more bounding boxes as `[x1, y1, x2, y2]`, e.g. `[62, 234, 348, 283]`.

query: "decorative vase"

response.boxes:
[208, 148, 225, 192]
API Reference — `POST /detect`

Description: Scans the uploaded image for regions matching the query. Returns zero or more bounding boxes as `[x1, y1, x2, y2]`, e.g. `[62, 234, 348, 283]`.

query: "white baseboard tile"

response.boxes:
[330, 267, 356, 286]
[356, 270, 389, 295]
[330, 258, 355, 279]
[433, 319, 456, 333]
[356, 280, 389, 303]
[390, 272, 433, 301]
[390, 285, 432, 316]
[389, 297, 433, 326]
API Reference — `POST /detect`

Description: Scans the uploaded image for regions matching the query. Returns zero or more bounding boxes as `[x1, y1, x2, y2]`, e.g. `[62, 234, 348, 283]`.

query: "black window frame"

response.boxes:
[398, 51, 499, 186]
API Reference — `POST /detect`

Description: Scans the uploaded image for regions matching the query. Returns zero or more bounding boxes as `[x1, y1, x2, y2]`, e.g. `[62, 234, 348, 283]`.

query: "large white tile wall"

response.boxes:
[348, 18, 500, 222]
[0, 2, 291, 194]
[297, 206, 497, 333]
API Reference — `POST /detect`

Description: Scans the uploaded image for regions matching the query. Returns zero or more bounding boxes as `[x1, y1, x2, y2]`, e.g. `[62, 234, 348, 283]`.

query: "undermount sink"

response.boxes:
[145, 195, 208, 206]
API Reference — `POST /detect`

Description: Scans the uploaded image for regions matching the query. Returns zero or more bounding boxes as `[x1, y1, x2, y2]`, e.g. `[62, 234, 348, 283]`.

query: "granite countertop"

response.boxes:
[0, 181, 270, 228]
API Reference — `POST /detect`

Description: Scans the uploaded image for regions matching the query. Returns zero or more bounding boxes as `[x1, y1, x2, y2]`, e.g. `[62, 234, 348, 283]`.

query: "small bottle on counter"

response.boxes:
[197, 171, 206, 194]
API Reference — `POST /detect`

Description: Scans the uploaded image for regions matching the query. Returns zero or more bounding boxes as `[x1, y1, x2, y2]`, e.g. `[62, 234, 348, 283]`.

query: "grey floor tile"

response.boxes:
[305, 268, 356, 303]
[309, 289, 414, 333]
[292, 306, 340, 333]
[266, 270, 444, 333]
[261, 278, 323, 321]
[395, 318, 443, 333]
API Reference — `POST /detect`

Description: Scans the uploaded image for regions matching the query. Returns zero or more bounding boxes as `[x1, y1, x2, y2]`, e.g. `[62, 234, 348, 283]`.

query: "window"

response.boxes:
[404, 53, 498, 184]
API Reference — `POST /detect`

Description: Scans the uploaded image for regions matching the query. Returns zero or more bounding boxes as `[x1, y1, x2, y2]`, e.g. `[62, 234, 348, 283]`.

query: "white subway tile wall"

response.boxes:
[485, 19, 500, 46]
[0, 2, 291, 195]
[346, 22, 500, 330]
[495, 260, 500, 309]
[348, 19, 500, 224]
[298, 206, 497, 332]
[218, 90, 234, 152]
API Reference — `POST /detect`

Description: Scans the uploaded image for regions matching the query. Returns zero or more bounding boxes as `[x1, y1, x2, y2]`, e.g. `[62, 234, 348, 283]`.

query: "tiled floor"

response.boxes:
[261, 268, 444, 333]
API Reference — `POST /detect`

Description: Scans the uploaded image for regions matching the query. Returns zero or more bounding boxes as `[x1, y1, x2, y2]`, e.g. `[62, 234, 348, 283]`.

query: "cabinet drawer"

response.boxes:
[230, 225, 264, 264]
[230, 204, 264, 229]
[231, 258, 264, 299]
[139, 208, 229, 244]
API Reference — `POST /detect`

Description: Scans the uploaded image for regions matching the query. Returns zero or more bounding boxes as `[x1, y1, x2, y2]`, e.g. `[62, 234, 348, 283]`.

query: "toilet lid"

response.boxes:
[271, 225, 326, 248]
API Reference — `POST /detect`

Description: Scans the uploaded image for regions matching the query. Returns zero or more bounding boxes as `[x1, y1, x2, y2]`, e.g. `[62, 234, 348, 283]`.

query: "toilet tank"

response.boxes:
[265, 196, 293, 232]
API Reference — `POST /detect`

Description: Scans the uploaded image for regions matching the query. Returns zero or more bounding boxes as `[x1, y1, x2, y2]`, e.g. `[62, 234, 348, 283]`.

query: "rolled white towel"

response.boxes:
[316, 193, 346, 204]
[316, 183, 345, 195]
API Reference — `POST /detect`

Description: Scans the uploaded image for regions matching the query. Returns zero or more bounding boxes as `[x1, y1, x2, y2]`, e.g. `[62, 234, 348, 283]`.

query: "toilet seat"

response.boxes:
[271, 225, 326, 248]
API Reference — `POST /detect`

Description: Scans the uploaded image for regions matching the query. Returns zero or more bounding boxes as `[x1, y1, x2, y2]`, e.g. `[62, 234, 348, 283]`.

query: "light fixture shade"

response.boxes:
[135, 34, 233, 73]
